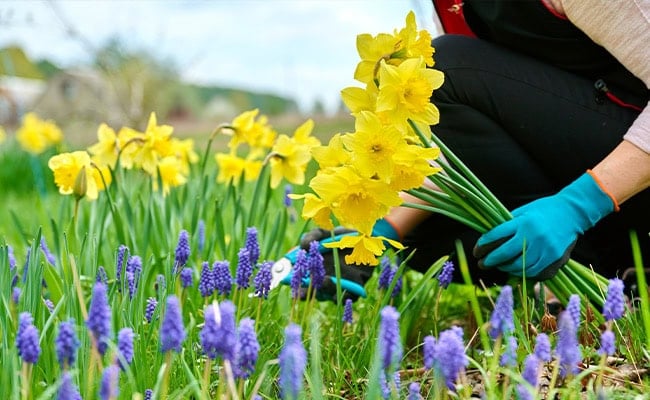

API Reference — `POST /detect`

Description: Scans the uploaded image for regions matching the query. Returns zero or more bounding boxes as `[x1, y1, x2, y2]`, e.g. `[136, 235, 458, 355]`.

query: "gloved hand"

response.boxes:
[473, 171, 617, 280]
[285, 218, 401, 300]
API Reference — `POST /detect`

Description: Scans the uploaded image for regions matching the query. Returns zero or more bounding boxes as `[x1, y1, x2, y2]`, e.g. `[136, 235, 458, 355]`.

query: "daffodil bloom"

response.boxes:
[48, 151, 110, 200]
[288, 192, 334, 230]
[311, 133, 351, 169]
[156, 156, 187, 195]
[170, 138, 199, 175]
[309, 166, 402, 235]
[16, 112, 63, 154]
[116, 127, 145, 170]
[397, 11, 434, 67]
[134, 113, 174, 176]
[377, 58, 444, 126]
[323, 234, 403, 266]
[88, 123, 119, 168]
[342, 111, 405, 181]
[354, 32, 400, 84]
[291, 119, 320, 149]
[224, 109, 259, 149]
[243, 157, 263, 181]
[390, 144, 442, 192]
[216, 152, 246, 183]
[268, 135, 312, 189]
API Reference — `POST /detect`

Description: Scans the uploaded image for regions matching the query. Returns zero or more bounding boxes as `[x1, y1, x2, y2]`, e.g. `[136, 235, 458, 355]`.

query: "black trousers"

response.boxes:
[404, 35, 650, 284]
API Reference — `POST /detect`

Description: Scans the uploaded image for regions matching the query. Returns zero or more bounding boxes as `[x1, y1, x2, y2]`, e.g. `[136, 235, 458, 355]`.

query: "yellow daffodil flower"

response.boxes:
[156, 156, 188, 195]
[116, 126, 145, 170]
[311, 133, 351, 169]
[309, 166, 402, 235]
[397, 11, 434, 67]
[288, 192, 334, 230]
[216, 152, 246, 183]
[291, 119, 320, 149]
[16, 112, 63, 154]
[390, 144, 442, 192]
[342, 111, 405, 181]
[88, 123, 119, 169]
[354, 32, 400, 84]
[48, 151, 109, 200]
[323, 233, 403, 266]
[268, 134, 312, 189]
[377, 58, 444, 126]
[170, 138, 199, 175]
[225, 109, 259, 149]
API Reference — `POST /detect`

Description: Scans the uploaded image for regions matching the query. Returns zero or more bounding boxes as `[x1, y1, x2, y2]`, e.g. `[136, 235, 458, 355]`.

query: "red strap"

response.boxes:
[433, 0, 476, 37]
[605, 92, 644, 112]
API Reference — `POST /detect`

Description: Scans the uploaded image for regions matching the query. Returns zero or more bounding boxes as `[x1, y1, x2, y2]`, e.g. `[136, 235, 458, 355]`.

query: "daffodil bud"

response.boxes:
[73, 165, 87, 199]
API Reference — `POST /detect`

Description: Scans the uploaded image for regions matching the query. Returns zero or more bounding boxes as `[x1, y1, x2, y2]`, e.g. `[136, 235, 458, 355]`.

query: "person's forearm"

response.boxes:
[592, 140, 650, 205]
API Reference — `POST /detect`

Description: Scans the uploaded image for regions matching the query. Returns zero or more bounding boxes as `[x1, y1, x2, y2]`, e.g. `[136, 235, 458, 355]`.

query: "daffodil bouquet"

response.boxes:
[292, 11, 609, 307]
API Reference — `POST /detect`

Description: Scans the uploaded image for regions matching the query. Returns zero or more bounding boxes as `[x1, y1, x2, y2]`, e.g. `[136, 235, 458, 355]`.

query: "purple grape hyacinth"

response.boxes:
[598, 329, 616, 356]
[437, 260, 454, 289]
[99, 364, 119, 400]
[566, 294, 581, 328]
[12, 287, 21, 304]
[436, 327, 468, 390]
[379, 306, 402, 372]
[56, 319, 79, 368]
[603, 278, 625, 321]
[343, 298, 353, 324]
[174, 230, 190, 271]
[145, 297, 158, 323]
[234, 317, 259, 379]
[17, 312, 40, 364]
[236, 247, 253, 289]
[291, 249, 308, 299]
[556, 311, 581, 377]
[96, 266, 108, 284]
[245, 227, 260, 266]
[253, 261, 273, 298]
[423, 335, 436, 370]
[198, 261, 216, 297]
[87, 282, 112, 355]
[40, 236, 57, 266]
[500, 335, 518, 367]
[115, 244, 128, 286]
[279, 323, 307, 400]
[180, 267, 193, 288]
[200, 301, 237, 361]
[117, 327, 134, 369]
[213, 260, 232, 296]
[58, 371, 81, 400]
[7, 244, 16, 270]
[517, 354, 540, 400]
[407, 382, 421, 400]
[489, 285, 514, 338]
[307, 241, 325, 289]
[144, 389, 153, 400]
[534, 333, 552, 362]
[160, 295, 186, 353]
[197, 220, 206, 253]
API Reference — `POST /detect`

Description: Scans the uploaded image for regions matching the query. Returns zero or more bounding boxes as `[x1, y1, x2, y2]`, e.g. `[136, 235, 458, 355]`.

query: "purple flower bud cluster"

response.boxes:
[500, 335, 518, 367]
[234, 317, 259, 379]
[199, 261, 216, 297]
[437, 260, 455, 289]
[117, 327, 134, 370]
[17, 312, 40, 364]
[534, 333, 551, 362]
[421, 327, 467, 390]
[174, 230, 190, 272]
[291, 250, 308, 299]
[380, 371, 401, 399]
[245, 227, 260, 266]
[96, 266, 108, 284]
[253, 261, 273, 298]
[489, 285, 514, 339]
[44, 298, 55, 313]
[236, 247, 253, 289]
[180, 267, 193, 288]
[58, 371, 82, 400]
[407, 382, 420, 400]
[556, 311, 581, 377]
[87, 282, 112, 355]
[145, 297, 158, 323]
[7, 244, 16, 270]
[279, 324, 307, 400]
[516, 354, 541, 400]
[566, 294, 581, 328]
[155, 274, 166, 295]
[99, 364, 119, 400]
[200, 301, 237, 361]
[115, 245, 128, 287]
[197, 220, 206, 253]
[56, 319, 79, 368]
[144, 389, 153, 400]
[40, 236, 57, 266]
[213, 261, 233, 296]
[343, 298, 353, 324]
[125, 256, 142, 298]
[598, 329, 616, 356]
[307, 241, 325, 290]
[284, 184, 293, 208]
[603, 278, 625, 321]
[379, 306, 402, 372]
[12, 287, 21, 304]
[378, 257, 402, 298]
[160, 295, 185, 353]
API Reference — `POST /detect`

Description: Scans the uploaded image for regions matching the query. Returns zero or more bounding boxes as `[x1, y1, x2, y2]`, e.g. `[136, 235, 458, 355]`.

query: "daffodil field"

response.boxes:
[2, 11, 650, 400]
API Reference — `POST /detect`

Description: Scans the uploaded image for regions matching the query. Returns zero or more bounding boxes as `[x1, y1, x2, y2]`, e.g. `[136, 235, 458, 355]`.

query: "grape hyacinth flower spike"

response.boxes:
[437, 260, 454, 289]
[253, 261, 273, 298]
[58, 371, 82, 400]
[56, 319, 80, 369]
[603, 278, 625, 321]
[180, 267, 193, 288]
[213, 260, 232, 296]
[17, 312, 40, 364]
[117, 327, 134, 370]
[379, 306, 402, 373]
[556, 311, 581, 377]
[236, 247, 253, 290]
[160, 295, 186, 353]
[86, 282, 112, 355]
[234, 317, 260, 379]
[279, 323, 307, 400]
[245, 227, 260, 266]
[489, 285, 514, 339]
[174, 229, 190, 272]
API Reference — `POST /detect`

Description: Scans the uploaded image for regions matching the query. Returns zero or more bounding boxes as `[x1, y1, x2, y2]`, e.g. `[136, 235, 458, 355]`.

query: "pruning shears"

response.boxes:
[269, 233, 367, 299]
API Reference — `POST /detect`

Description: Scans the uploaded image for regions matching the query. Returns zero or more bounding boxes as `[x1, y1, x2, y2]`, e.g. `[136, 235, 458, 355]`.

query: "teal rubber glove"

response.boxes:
[473, 171, 616, 280]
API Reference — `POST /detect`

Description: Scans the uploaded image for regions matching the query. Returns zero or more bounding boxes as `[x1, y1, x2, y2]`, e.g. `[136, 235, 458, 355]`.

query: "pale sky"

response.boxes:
[0, 0, 438, 114]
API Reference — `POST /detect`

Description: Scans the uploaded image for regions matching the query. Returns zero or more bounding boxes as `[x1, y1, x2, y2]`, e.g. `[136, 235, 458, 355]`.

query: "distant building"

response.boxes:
[0, 46, 46, 125]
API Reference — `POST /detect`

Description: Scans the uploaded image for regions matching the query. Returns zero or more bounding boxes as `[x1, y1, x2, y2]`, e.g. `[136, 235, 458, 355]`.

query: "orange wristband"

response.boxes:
[586, 169, 620, 212]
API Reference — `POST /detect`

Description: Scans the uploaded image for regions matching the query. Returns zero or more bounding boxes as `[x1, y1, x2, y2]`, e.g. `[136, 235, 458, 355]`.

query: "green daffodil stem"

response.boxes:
[160, 351, 173, 400]
[20, 362, 31, 400]
[202, 358, 212, 400]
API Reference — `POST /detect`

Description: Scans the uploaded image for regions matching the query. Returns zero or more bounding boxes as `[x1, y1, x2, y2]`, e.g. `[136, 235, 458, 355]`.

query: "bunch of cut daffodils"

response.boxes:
[292, 11, 608, 307]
